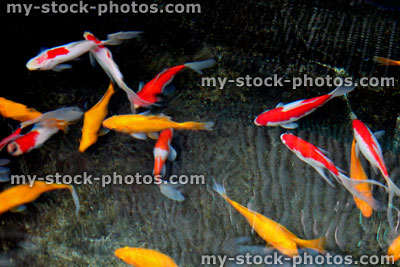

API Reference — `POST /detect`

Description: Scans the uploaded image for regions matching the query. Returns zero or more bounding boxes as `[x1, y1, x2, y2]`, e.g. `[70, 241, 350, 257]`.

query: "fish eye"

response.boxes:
[7, 143, 18, 155]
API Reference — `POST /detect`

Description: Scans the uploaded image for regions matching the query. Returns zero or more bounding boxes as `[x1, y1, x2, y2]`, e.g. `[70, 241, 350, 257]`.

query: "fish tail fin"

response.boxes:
[178, 121, 214, 131]
[386, 178, 400, 197]
[179, 121, 214, 131]
[184, 59, 216, 75]
[329, 84, 356, 98]
[107, 31, 143, 41]
[373, 56, 400, 66]
[337, 173, 384, 211]
[119, 82, 151, 113]
[294, 236, 326, 254]
[212, 179, 227, 197]
[68, 185, 80, 216]
[159, 183, 185, 202]
[387, 193, 396, 230]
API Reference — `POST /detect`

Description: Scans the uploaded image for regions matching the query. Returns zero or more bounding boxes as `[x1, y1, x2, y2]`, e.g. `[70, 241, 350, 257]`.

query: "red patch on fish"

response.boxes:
[136, 65, 186, 105]
[47, 47, 70, 59]
[281, 133, 338, 175]
[14, 130, 39, 153]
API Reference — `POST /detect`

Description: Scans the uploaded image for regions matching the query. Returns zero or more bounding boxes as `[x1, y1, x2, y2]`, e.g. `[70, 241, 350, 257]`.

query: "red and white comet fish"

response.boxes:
[152, 129, 184, 202]
[280, 133, 385, 210]
[133, 59, 216, 109]
[26, 32, 132, 72]
[352, 119, 400, 228]
[84, 31, 151, 110]
[254, 85, 355, 129]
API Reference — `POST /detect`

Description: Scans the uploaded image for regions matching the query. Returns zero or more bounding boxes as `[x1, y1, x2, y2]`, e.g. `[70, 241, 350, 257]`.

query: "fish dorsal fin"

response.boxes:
[374, 130, 385, 139]
[149, 114, 172, 121]
[276, 102, 284, 108]
[137, 81, 144, 92]
[89, 53, 97, 67]
[281, 99, 306, 112]
[154, 68, 169, 83]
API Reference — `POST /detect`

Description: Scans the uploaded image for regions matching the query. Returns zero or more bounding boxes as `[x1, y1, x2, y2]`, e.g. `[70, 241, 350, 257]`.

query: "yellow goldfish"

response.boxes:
[79, 82, 115, 152]
[0, 97, 42, 122]
[374, 56, 400, 66]
[0, 181, 79, 215]
[213, 181, 325, 257]
[388, 235, 400, 262]
[102, 114, 214, 134]
[350, 138, 375, 218]
[115, 247, 179, 267]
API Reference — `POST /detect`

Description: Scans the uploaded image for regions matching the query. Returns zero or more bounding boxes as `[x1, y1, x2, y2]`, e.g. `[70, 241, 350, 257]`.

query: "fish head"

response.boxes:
[254, 114, 268, 126]
[7, 141, 23, 156]
[26, 54, 57, 71]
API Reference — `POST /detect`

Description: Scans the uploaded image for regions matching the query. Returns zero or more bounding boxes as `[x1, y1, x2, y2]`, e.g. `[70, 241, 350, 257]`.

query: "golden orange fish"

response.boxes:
[350, 138, 375, 218]
[0, 97, 42, 122]
[0, 181, 80, 215]
[79, 82, 115, 152]
[115, 247, 178, 267]
[388, 235, 400, 262]
[102, 114, 214, 135]
[374, 56, 400, 66]
[213, 181, 325, 257]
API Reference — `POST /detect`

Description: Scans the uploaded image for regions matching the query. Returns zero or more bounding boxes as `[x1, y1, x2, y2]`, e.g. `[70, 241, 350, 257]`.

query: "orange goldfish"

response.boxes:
[0, 181, 80, 215]
[374, 56, 400, 66]
[213, 181, 325, 257]
[79, 82, 115, 152]
[388, 235, 400, 262]
[115, 247, 178, 267]
[350, 138, 376, 218]
[0, 97, 42, 122]
[102, 114, 214, 135]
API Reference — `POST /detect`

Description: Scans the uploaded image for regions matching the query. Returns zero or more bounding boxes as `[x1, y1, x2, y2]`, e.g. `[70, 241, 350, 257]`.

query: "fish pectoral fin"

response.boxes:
[293, 236, 326, 254]
[161, 165, 166, 177]
[374, 130, 385, 139]
[163, 83, 176, 96]
[168, 145, 177, 161]
[52, 64, 72, 72]
[280, 122, 299, 129]
[11, 205, 27, 213]
[98, 127, 110, 136]
[0, 166, 11, 182]
[130, 133, 147, 140]
[312, 166, 335, 187]
[137, 81, 144, 92]
[147, 132, 159, 140]
[159, 184, 185, 202]
[89, 53, 97, 68]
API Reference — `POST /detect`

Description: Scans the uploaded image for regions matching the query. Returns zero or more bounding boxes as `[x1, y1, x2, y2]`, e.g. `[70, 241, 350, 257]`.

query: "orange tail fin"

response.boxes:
[293, 236, 326, 254]
[178, 121, 214, 131]
[374, 56, 400, 66]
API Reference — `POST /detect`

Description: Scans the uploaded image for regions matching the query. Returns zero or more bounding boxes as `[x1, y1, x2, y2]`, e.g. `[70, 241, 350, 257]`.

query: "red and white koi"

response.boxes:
[26, 32, 132, 72]
[352, 119, 400, 228]
[152, 129, 184, 202]
[7, 126, 59, 156]
[133, 59, 216, 109]
[83, 31, 150, 111]
[254, 85, 355, 129]
[280, 133, 385, 210]
[7, 107, 83, 156]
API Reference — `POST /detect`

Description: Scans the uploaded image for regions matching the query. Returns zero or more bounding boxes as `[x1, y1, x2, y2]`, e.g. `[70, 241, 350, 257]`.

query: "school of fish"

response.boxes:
[0, 30, 399, 266]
